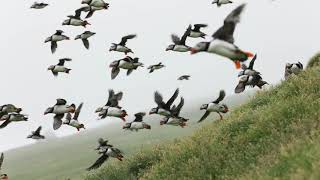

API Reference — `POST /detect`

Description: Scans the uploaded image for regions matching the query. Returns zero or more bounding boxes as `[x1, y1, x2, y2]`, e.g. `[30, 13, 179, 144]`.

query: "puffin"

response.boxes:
[75, 31, 96, 49]
[147, 62, 165, 73]
[212, 0, 233, 7]
[190, 4, 254, 69]
[189, 24, 208, 38]
[235, 74, 268, 93]
[0, 153, 8, 180]
[160, 97, 189, 128]
[238, 54, 260, 77]
[166, 25, 192, 52]
[87, 145, 123, 171]
[79, 1, 109, 18]
[198, 90, 229, 123]
[109, 56, 144, 80]
[285, 62, 303, 80]
[30, 2, 48, 9]
[27, 126, 45, 140]
[149, 88, 179, 116]
[0, 104, 22, 118]
[47, 58, 72, 76]
[123, 112, 151, 131]
[62, 8, 91, 27]
[178, 75, 191, 81]
[109, 34, 136, 55]
[44, 99, 76, 130]
[45, 30, 70, 54]
[0, 113, 28, 129]
[64, 103, 86, 131]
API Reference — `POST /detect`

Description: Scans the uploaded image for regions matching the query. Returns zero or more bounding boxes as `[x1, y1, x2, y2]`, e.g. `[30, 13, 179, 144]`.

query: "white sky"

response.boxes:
[0, 0, 319, 151]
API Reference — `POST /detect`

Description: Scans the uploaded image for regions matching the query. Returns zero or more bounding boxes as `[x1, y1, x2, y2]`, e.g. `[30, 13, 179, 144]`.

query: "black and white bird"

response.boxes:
[95, 138, 113, 151]
[87, 146, 124, 171]
[123, 112, 151, 131]
[0, 153, 8, 180]
[45, 30, 70, 54]
[62, 8, 91, 27]
[79, 0, 109, 18]
[198, 90, 229, 123]
[27, 126, 45, 140]
[166, 25, 192, 52]
[64, 103, 86, 131]
[44, 99, 76, 130]
[109, 35, 136, 55]
[149, 88, 179, 116]
[191, 4, 254, 69]
[0, 104, 22, 118]
[147, 62, 165, 73]
[47, 58, 72, 76]
[75, 31, 96, 49]
[212, 0, 233, 7]
[238, 54, 260, 77]
[30, 2, 48, 9]
[160, 97, 188, 128]
[109, 56, 144, 80]
[0, 113, 28, 129]
[285, 62, 303, 80]
[189, 24, 207, 38]
[178, 75, 191, 81]
[235, 74, 268, 93]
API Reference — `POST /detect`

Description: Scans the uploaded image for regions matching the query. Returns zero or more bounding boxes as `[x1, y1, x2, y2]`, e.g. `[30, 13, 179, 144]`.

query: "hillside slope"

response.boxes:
[85, 58, 320, 180]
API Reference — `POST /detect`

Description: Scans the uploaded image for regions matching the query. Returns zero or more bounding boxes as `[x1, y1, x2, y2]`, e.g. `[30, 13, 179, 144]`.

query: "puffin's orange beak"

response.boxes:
[190, 48, 198, 55]
[244, 51, 254, 58]
[234, 61, 241, 69]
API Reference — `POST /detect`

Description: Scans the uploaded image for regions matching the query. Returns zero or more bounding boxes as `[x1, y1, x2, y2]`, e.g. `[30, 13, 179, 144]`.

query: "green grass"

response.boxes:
[85, 60, 320, 179]
[307, 52, 320, 68]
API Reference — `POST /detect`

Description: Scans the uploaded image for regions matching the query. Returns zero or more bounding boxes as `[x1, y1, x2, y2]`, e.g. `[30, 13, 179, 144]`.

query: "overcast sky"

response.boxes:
[0, 0, 319, 151]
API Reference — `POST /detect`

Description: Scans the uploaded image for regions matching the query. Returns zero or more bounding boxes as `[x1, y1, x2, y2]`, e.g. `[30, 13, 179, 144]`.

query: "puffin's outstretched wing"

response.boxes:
[51, 41, 57, 54]
[0, 152, 4, 170]
[154, 92, 166, 108]
[119, 34, 136, 46]
[82, 39, 90, 49]
[73, 103, 83, 120]
[180, 25, 192, 45]
[87, 154, 109, 171]
[53, 114, 64, 130]
[193, 24, 207, 32]
[165, 88, 179, 109]
[235, 82, 246, 94]
[198, 111, 211, 123]
[212, 4, 246, 44]
[56, 99, 67, 106]
[171, 34, 181, 45]
[248, 54, 257, 70]
[0, 120, 12, 129]
[34, 126, 42, 136]
[212, 90, 226, 104]
[133, 112, 146, 122]
[171, 97, 184, 117]
[58, 58, 71, 66]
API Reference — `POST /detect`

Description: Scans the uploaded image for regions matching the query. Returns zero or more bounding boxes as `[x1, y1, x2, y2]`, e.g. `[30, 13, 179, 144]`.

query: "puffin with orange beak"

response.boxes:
[64, 103, 86, 131]
[123, 112, 151, 131]
[190, 4, 254, 69]
[160, 97, 189, 128]
[44, 99, 76, 130]
[198, 90, 229, 123]
[166, 25, 192, 52]
[62, 8, 91, 28]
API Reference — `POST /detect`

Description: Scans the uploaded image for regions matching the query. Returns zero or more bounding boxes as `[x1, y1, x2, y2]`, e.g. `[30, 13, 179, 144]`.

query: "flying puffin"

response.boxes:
[0, 113, 28, 129]
[62, 8, 91, 27]
[79, 0, 109, 18]
[189, 24, 208, 38]
[190, 4, 254, 69]
[178, 75, 191, 81]
[160, 97, 189, 128]
[235, 74, 268, 93]
[123, 112, 151, 131]
[75, 31, 96, 49]
[47, 58, 72, 76]
[166, 25, 192, 52]
[212, 0, 233, 7]
[109, 56, 144, 80]
[95, 138, 113, 151]
[0, 104, 22, 118]
[87, 145, 124, 171]
[27, 126, 45, 140]
[45, 30, 70, 54]
[30, 2, 48, 9]
[147, 62, 165, 73]
[149, 88, 179, 116]
[109, 34, 136, 54]
[198, 90, 229, 123]
[238, 54, 260, 77]
[0, 153, 8, 180]
[44, 99, 76, 130]
[64, 103, 86, 131]
[285, 62, 303, 80]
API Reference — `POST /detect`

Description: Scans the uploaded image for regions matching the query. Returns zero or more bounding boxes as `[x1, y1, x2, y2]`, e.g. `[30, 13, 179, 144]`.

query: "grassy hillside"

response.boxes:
[85, 59, 320, 179]
[4, 93, 250, 180]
